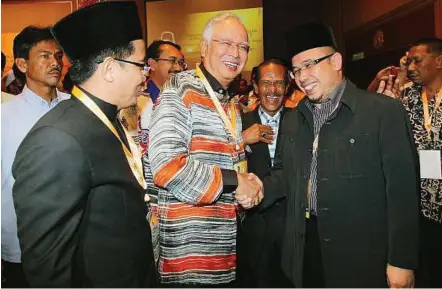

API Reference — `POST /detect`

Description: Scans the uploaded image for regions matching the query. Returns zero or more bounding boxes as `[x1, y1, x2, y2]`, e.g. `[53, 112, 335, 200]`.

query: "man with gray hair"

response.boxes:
[148, 12, 263, 286]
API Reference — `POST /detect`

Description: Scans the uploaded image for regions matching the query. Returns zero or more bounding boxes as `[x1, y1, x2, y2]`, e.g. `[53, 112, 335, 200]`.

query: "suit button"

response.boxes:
[303, 174, 308, 180]
[324, 238, 331, 242]
[290, 137, 295, 142]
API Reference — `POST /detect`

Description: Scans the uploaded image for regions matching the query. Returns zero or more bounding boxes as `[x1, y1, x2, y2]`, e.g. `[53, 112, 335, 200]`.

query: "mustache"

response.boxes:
[49, 67, 61, 73]
[168, 69, 182, 74]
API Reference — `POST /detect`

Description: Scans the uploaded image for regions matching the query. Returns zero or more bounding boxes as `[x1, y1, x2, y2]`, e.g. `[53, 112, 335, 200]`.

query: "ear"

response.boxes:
[15, 58, 27, 74]
[200, 40, 208, 59]
[331, 52, 343, 71]
[436, 55, 442, 69]
[253, 82, 259, 95]
[99, 56, 117, 83]
[147, 58, 156, 72]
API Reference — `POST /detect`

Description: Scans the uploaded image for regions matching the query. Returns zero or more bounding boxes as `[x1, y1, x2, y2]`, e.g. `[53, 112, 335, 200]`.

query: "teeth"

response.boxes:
[224, 62, 238, 68]
[304, 83, 316, 90]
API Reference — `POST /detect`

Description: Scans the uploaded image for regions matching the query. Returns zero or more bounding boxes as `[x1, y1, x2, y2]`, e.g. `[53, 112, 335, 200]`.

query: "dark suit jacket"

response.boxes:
[12, 95, 156, 287]
[237, 107, 291, 287]
[263, 81, 420, 287]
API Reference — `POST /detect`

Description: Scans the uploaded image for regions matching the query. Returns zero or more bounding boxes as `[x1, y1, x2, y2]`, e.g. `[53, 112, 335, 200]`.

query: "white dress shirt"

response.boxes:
[1, 85, 70, 263]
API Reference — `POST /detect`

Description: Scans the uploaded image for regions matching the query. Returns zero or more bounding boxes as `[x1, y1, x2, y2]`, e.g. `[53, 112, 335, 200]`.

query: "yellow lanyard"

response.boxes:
[422, 88, 442, 140]
[195, 66, 238, 141]
[72, 86, 147, 189]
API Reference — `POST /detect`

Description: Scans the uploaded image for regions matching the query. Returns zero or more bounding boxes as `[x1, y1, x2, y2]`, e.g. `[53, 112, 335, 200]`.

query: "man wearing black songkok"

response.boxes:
[262, 23, 420, 287]
[12, 2, 156, 287]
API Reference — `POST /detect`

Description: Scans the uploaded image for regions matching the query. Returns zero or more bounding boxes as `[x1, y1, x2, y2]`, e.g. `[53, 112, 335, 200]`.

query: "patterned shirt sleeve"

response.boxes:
[148, 84, 224, 206]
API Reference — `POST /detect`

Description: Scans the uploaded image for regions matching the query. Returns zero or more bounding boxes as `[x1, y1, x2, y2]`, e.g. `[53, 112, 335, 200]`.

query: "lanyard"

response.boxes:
[422, 87, 442, 140]
[195, 66, 238, 141]
[72, 86, 147, 189]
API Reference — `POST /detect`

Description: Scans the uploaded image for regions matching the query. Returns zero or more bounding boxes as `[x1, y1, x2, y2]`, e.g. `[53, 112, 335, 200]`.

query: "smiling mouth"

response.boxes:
[223, 61, 239, 69]
[302, 82, 318, 93]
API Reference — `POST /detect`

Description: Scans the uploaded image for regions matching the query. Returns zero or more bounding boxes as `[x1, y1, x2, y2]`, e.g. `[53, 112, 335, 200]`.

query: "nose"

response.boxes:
[268, 82, 277, 93]
[50, 55, 61, 69]
[408, 62, 417, 72]
[298, 68, 309, 82]
[228, 43, 240, 58]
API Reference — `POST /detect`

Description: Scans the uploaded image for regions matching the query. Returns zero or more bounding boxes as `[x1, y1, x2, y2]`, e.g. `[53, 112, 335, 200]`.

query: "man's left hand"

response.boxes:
[386, 264, 414, 288]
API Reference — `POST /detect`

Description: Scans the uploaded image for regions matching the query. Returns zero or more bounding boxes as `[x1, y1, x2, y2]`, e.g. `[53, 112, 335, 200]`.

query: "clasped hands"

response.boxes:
[235, 172, 264, 209]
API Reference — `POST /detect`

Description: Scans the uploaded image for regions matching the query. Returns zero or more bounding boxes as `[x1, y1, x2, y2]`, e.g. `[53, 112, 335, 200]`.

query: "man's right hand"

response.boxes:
[242, 124, 274, 145]
[235, 172, 263, 209]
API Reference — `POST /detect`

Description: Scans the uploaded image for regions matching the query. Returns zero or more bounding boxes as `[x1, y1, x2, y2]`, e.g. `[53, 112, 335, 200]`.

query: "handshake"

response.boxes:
[235, 172, 264, 209]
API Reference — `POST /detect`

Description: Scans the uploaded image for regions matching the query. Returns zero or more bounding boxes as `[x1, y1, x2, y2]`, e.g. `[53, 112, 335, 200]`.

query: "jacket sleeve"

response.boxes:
[12, 127, 90, 287]
[379, 99, 420, 269]
[148, 86, 237, 206]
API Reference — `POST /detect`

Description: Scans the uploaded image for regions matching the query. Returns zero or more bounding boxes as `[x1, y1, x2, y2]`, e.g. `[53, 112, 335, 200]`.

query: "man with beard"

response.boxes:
[262, 23, 419, 288]
[375, 37, 442, 288]
[1, 26, 69, 288]
[11, 2, 156, 287]
[237, 59, 293, 287]
[148, 12, 263, 286]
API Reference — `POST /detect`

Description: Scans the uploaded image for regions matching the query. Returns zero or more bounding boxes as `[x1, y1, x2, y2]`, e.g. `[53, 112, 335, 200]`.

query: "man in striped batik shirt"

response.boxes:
[149, 12, 263, 287]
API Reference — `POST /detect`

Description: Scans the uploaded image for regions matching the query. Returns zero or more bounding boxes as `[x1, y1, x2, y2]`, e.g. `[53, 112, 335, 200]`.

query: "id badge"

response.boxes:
[233, 160, 248, 173]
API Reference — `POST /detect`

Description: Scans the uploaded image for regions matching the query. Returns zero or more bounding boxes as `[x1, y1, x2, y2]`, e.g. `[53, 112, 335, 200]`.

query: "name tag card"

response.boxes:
[419, 150, 442, 179]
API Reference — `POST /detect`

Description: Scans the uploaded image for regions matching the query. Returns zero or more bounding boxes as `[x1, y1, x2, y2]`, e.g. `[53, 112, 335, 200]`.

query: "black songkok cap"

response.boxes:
[286, 23, 337, 57]
[51, 1, 142, 62]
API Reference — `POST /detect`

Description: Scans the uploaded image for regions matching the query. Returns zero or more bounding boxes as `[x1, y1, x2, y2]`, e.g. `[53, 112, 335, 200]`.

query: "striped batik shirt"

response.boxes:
[305, 79, 347, 215]
[148, 66, 245, 285]
[258, 106, 282, 166]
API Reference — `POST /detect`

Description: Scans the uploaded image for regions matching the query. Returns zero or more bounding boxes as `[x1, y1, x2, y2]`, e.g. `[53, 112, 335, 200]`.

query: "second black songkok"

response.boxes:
[51, 1, 143, 62]
[286, 23, 338, 57]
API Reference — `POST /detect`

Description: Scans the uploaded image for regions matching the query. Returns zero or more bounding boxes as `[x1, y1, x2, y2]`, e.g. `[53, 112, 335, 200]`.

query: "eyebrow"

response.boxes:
[219, 38, 250, 45]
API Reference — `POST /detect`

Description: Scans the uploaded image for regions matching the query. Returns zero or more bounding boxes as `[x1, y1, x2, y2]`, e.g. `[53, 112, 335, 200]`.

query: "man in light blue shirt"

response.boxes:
[1, 26, 69, 287]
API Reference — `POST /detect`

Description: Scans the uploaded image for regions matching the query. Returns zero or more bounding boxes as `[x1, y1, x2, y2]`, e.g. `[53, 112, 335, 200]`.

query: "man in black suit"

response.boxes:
[263, 23, 419, 288]
[12, 2, 156, 287]
[237, 59, 292, 287]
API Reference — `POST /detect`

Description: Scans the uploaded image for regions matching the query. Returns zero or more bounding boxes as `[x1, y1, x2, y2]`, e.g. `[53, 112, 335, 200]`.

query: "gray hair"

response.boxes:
[202, 12, 247, 43]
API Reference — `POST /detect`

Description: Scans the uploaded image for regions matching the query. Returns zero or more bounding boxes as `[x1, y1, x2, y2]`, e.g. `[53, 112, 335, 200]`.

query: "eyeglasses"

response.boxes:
[114, 58, 149, 74]
[212, 39, 251, 54]
[155, 57, 187, 69]
[291, 53, 335, 79]
[258, 80, 286, 89]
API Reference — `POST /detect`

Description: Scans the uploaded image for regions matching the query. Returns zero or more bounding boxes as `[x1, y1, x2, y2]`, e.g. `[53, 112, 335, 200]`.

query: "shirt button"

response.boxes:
[350, 138, 355, 144]
[218, 89, 223, 94]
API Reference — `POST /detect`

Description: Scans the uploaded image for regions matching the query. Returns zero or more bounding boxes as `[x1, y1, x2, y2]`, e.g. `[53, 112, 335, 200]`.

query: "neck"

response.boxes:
[78, 80, 120, 111]
[315, 78, 344, 104]
[261, 106, 281, 117]
[26, 80, 57, 103]
[424, 75, 442, 100]
[203, 62, 230, 89]
[149, 73, 164, 89]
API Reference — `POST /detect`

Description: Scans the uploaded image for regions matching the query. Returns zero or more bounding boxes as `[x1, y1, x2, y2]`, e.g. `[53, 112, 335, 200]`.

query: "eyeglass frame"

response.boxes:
[291, 53, 335, 79]
[211, 39, 251, 54]
[154, 57, 187, 69]
[114, 58, 149, 74]
[95, 58, 149, 74]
